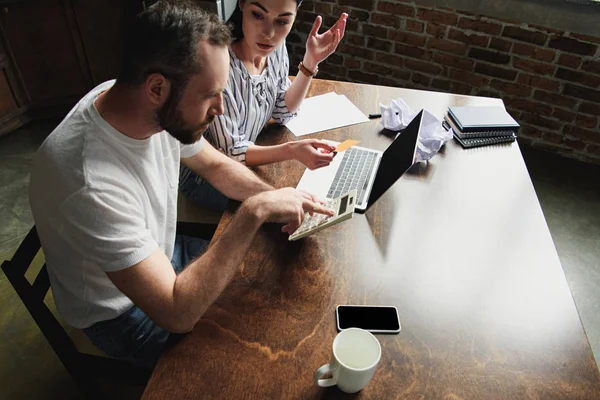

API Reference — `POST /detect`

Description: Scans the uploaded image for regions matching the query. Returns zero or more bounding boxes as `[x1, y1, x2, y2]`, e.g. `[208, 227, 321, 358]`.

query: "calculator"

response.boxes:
[288, 190, 357, 241]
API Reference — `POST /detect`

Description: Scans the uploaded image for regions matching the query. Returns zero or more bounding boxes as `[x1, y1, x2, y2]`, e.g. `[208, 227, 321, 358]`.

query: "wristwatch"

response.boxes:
[298, 61, 318, 77]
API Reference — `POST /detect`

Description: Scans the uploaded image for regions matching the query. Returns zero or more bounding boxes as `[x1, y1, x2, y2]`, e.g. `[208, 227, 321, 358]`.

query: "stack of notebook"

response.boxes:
[444, 106, 519, 149]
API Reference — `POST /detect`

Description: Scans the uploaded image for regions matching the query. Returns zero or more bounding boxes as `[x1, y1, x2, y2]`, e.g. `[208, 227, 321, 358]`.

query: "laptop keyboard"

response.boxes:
[327, 147, 378, 204]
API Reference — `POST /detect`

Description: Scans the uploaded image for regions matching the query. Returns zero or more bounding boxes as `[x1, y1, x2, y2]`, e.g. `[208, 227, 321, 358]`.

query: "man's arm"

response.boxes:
[181, 140, 272, 201]
[106, 188, 333, 333]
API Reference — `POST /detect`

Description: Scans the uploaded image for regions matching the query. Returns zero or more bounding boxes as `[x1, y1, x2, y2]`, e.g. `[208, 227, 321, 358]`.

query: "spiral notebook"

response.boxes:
[453, 133, 516, 149]
[447, 106, 519, 138]
[444, 115, 515, 140]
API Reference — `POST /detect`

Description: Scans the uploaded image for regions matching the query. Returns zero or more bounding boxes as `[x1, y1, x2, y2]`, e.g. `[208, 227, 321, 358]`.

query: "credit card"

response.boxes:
[335, 140, 360, 153]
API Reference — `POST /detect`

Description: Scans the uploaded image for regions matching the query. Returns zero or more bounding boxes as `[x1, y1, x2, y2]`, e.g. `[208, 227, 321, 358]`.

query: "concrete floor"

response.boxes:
[1, 119, 599, 398]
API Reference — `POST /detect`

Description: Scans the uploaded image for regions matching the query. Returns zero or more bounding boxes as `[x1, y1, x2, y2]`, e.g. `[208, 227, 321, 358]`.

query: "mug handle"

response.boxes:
[314, 363, 337, 387]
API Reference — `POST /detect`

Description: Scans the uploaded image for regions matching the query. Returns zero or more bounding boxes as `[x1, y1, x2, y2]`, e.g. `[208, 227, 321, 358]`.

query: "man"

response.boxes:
[29, 1, 332, 368]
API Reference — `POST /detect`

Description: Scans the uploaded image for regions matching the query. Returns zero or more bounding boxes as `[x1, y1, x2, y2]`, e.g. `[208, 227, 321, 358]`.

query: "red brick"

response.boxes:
[519, 125, 544, 139]
[314, 3, 332, 14]
[514, 58, 555, 76]
[469, 48, 510, 64]
[412, 73, 432, 86]
[533, 90, 578, 109]
[379, 78, 402, 87]
[328, 54, 344, 65]
[449, 69, 488, 87]
[346, 34, 365, 46]
[582, 60, 600, 75]
[569, 33, 600, 45]
[416, 8, 458, 25]
[333, 6, 369, 22]
[426, 23, 447, 38]
[375, 52, 404, 67]
[502, 26, 547, 46]
[394, 43, 432, 60]
[338, 0, 374, 11]
[563, 139, 587, 151]
[371, 12, 399, 28]
[579, 102, 600, 116]
[555, 68, 600, 88]
[301, 0, 315, 11]
[377, 1, 415, 17]
[517, 73, 560, 92]
[552, 108, 576, 123]
[363, 24, 388, 38]
[433, 53, 474, 71]
[474, 63, 517, 80]
[457, 17, 502, 35]
[321, 64, 348, 77]
[344, 58, 361, 69]
[406, 19, 424, 33]
[563, 126, 600, 144]
[586, 144, 600, 156]
[575, 115, 598, 129]
[512, 43, 535, 56]
[448, 28, 489, 47]
[564, 84, 600, 103]
[489, 37, 513, 52]
[388, 31, 427, 46]
[405, 59, 443, 75]
[340, 44, 374, 60]
[534, 48, 556, 62]
[505, 98, 552, 115]
[363, 62, 395, 76]
[542, 132, 563, 144]
[489, 80, 531, 97]
[431, 78, 452, 91]
[393, 69, 411, 80]
[548, 36, 598, 56]
[367, 37, 393, 52]
[557, 54, 582, 69]
[427, 38, 466, 55]
[521, 114, 561, 130]
[348, 70, 380, 84]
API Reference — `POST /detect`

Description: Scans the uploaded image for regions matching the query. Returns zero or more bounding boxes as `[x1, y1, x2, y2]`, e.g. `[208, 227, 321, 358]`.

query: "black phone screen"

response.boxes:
[336, 305, 401, 333]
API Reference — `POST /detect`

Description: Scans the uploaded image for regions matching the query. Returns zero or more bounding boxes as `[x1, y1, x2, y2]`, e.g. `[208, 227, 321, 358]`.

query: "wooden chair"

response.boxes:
[1, 220, 218, 398]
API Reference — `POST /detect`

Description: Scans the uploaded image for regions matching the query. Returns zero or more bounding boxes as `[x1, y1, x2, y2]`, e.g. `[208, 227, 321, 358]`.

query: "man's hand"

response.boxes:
[248, 188, 334, 234]
[289, 139, 336, 170]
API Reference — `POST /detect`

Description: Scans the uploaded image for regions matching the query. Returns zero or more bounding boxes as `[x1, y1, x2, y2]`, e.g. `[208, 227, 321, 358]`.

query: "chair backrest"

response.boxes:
[1, 226, 150, 397]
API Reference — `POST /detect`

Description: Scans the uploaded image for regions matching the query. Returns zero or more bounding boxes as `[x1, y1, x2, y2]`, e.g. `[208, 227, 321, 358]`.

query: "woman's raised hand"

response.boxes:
[303, 13, 348, 71]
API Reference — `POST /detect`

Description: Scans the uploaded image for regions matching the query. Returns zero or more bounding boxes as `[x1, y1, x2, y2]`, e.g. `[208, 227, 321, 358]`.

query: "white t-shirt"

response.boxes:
[29, 80, 204, 329]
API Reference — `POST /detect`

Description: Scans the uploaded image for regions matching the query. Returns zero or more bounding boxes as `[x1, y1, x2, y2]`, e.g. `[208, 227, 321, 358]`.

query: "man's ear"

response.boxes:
[145, 73, 170, 106]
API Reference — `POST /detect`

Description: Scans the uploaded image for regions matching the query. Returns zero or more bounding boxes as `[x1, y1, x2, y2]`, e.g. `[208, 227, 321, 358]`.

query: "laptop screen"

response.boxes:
[366, 110, 423, 209]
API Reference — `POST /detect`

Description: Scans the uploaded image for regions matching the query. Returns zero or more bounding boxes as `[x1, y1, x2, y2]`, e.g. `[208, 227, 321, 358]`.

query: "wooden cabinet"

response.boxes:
[0, 0, 143, 136]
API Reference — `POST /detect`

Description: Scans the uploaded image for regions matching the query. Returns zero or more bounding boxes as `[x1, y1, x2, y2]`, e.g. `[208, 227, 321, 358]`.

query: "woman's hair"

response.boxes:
[228, 0, 303, 42]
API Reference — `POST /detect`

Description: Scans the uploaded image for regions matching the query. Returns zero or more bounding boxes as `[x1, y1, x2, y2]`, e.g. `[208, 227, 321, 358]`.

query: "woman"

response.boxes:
[179, 0, 348, 209]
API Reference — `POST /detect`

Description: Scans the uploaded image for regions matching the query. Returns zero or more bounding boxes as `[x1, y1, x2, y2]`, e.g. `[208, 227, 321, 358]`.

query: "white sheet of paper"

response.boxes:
[285, 92, 369, 137]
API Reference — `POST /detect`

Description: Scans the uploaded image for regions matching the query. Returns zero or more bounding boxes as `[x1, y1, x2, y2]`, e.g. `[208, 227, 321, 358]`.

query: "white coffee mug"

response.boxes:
[314, 328, 382, 393]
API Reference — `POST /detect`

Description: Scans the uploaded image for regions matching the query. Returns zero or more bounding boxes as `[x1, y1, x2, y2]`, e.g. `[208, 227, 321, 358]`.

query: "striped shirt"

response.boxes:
[180, 42, 296, 184]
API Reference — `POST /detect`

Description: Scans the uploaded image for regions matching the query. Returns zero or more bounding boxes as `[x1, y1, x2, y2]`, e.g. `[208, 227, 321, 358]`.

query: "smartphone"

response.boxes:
[336, 305, 401, 334]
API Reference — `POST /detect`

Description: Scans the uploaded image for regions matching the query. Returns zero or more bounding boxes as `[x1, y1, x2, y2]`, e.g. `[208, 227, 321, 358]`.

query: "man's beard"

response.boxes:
[156, 90, 214, 145]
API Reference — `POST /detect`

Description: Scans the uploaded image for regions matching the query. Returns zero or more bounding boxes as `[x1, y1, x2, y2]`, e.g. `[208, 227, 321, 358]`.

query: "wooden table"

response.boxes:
[143, 80, 600, 399]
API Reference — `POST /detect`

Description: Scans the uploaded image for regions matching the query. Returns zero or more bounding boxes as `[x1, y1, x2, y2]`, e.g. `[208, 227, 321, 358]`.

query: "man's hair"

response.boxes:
[117, 0, 232, 87]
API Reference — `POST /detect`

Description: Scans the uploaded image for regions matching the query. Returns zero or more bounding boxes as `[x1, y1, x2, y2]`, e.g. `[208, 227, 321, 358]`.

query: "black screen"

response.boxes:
[337, 306, 400, 332]
[365, 110, 423, 211]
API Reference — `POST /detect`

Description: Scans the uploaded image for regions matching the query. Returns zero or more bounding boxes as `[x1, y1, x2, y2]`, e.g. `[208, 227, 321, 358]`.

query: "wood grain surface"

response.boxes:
[143, 80, 600, 399]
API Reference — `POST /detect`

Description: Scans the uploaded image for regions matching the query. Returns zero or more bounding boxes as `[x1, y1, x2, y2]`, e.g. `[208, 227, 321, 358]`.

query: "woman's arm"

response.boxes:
[245, 139, 336, 169]
[284, 13, 347, 113]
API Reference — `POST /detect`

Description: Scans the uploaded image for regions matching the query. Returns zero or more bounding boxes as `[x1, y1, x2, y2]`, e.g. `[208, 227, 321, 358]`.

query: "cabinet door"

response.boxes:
[72, 0, 143, 85]
[0, 0, 90, 106]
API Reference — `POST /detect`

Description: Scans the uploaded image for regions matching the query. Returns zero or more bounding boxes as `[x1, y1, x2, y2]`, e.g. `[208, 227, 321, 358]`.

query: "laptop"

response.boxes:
[296, 110, 423, 213]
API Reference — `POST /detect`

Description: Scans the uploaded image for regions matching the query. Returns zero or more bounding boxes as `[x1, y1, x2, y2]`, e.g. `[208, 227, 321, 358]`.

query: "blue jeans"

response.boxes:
[179, 169, 229, 211]
[83, 235, 208, 368]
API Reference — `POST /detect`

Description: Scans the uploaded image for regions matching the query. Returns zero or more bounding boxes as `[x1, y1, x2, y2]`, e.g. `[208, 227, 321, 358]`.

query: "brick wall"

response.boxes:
[287, 0, 600, 164]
